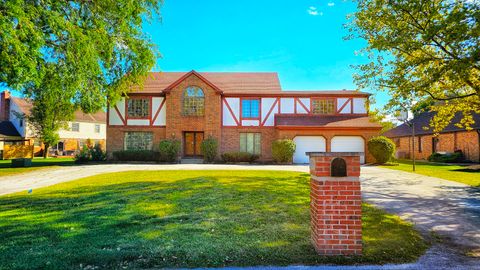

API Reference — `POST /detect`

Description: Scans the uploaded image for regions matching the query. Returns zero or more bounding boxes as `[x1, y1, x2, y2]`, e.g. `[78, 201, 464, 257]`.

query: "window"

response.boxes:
[240, 133, 261, 155]
[127, 98, 150, 118]
[19, 119, 23, 127]
[312, 99, 335, 114]
[95, 124, 101, 133]
[241, 99, 260, 118]
[124, 132, 153, 150]
[71, 122, 80, 132]
[183, 86, 205, 116]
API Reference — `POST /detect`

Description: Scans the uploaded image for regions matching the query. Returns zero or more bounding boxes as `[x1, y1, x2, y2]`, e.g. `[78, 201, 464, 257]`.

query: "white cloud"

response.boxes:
[307, 6, 322, 16]
[327, 2, 335, 6]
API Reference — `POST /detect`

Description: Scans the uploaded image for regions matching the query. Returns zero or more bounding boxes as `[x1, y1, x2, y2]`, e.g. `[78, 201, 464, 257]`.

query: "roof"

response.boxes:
[131, 71, 371, 96]
[11, 97, 106, 124]
[275, 115, 382, 129]
[0, 121, 21, 137]
[384, 111, 480, 137]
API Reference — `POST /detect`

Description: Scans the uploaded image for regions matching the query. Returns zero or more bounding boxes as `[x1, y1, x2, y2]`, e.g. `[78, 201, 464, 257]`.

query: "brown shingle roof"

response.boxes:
[275, 115, 382, 128]
[11, 97, 106, 124]
[135, 71, 282, 94]
[384, 111, 480, 137]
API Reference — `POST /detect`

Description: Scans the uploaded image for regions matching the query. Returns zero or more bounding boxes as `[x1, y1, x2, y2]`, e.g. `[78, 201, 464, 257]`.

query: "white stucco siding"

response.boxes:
[152, 97, 166, 126]
[58, 122, 106, 140]
[223, 98, 240, 126]
[241, 120, 260, 127]
[353, 98, 367, 114]
[280, 98, 295, 114]
[126, 119, 150, 126]
[262, 99, 278, 127]
[296, 98, 310, 114]
[337, 98, 352, 114]
[108, 98, 125, 125]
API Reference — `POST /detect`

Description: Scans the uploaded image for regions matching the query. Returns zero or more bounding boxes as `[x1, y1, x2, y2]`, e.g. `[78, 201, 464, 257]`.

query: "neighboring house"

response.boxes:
[107, 71, 382, 163]
[0, 90, 106, 157]
[384, 111, 480, 163]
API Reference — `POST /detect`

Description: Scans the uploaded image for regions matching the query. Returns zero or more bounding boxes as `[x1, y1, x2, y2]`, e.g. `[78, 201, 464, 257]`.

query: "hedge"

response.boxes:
[367, 136, 396, 164]
[271, 139, 296, 164]
[200, 137, 218, 163]
[112, 150, 160, 162]
[221, 152, 259, 163]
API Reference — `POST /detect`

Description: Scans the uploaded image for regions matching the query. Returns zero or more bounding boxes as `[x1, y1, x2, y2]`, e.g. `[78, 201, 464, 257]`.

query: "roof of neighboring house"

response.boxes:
[10, 97, 106, 124]
[275, 115, 382, 129]
[131, 71, 371, 96]
[0, 121, 21, 137]
[384, 111, 480, 138]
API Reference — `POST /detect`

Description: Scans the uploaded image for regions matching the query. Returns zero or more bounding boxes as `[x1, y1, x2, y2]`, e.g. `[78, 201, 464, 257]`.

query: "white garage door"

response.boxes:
[293, 136, 326, 164]
[331, 136, 365, 164]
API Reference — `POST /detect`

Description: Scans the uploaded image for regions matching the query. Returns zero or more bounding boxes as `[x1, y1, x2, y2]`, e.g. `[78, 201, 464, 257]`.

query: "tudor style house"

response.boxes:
[107, 71, 382, 163]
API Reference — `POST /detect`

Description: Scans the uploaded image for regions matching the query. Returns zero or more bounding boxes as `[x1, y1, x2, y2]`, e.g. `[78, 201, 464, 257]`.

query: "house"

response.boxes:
[0, 90, 106, 157]
[384, 111, 480, 163]
[107, 71, 382, 164]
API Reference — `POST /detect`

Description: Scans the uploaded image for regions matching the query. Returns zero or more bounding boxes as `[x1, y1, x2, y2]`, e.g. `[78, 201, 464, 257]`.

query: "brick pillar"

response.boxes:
[308, 152, 362, 256]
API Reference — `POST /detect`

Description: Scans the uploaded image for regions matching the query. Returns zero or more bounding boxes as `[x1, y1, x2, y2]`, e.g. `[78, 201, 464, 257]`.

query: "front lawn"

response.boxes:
[0, 157, 75, 177]
[381, 160, 480, 187]
[0, 170, 428, 269]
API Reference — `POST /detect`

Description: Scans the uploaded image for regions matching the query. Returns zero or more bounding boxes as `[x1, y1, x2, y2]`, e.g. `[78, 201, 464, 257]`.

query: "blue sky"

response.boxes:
[145, 0, 389, 109]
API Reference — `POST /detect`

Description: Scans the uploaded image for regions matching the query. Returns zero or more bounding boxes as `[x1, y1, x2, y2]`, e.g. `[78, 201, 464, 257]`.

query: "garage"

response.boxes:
[331, 136, 365, 164]
[293, 136, 326, 164]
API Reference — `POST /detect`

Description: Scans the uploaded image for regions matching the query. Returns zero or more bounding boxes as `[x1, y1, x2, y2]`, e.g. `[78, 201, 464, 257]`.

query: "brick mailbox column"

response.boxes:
[307, 152, 362, 256]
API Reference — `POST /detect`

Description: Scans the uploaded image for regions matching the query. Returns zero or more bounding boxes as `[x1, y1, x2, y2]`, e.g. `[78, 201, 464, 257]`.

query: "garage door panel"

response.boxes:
[293, 136, 326, 164]
[331, 136, 365, 164]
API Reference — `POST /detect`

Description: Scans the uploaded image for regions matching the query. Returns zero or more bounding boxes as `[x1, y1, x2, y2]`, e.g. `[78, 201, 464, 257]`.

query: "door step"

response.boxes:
[180, 158, 204, 164]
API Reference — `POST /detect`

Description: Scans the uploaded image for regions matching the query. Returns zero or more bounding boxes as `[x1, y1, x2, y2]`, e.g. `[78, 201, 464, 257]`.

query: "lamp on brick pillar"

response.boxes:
[306, 152, 362, 256]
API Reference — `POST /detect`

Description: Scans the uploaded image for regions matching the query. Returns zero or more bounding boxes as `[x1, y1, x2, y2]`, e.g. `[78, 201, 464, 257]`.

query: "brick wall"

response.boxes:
[278, 129, 379, 163]
[309, 152, 362, 256]
[106, 126, 166, 153]
[221, 127, 277, 161]
[164, 74, 221, 157]
[393, 130, 480, 162]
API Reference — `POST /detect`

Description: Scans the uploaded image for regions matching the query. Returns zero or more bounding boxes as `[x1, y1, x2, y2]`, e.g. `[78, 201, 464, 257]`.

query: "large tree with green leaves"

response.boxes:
[348, 0, 479, 132]
[1, 0, 161, 155]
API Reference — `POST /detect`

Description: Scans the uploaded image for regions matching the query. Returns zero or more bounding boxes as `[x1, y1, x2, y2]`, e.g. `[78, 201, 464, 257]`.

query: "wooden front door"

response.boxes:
[184, 132, 204, 157]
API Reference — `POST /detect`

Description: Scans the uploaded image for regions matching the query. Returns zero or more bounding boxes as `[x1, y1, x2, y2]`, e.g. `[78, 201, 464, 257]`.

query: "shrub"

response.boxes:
[428, 151, 464, 163]
[271, 139, 296, 164]
[112, 150, 160, 162]
[74, 143, 106, 163]
[221, 152, 259, 163]
[159, 139, 181, 162]
[200, 137, 218, 163]
[367, 136, 396, 164]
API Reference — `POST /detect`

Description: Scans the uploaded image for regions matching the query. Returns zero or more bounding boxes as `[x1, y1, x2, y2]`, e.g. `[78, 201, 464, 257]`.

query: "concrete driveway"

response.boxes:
[1, 164, 479, 269]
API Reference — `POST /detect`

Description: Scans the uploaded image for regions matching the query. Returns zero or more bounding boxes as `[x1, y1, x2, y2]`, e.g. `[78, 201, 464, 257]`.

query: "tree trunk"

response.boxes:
[43, 144, 49, 159]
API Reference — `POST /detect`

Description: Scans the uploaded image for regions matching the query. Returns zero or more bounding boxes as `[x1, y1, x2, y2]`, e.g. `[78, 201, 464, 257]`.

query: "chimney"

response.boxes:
[0, 90, 11, 121]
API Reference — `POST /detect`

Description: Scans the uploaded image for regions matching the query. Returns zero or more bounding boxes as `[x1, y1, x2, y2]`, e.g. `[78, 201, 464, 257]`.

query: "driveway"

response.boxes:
[1, 164, 479, 269]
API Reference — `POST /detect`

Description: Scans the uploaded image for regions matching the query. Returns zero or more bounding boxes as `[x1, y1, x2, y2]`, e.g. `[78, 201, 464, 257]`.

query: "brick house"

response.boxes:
[107, 71, 382, 163]
[0, 90, 106, 157]
[384, 112, 480, 162]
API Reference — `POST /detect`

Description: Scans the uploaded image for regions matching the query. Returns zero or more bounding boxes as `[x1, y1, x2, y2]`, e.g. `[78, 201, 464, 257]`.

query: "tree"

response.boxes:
[347, 0, 480, 132]
[1, 0, 161, 154]
[369, 109, 396, 134]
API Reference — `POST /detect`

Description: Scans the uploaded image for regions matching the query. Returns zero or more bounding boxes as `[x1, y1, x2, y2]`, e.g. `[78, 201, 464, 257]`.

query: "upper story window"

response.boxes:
[241, 99, 260, 118]
[312, 99, 335, 114]
[127, 98, 150, 118]
[183, 86, 205, 116]
[94, 124, 101, 133]
[71, 122, 80, 132]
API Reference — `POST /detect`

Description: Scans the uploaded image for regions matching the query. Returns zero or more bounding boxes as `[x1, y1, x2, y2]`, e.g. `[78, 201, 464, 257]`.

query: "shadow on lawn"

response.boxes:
[0, 172, 424, 269]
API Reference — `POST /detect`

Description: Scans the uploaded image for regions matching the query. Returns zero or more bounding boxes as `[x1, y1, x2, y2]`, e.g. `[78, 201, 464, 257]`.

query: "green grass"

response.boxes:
[0, 157, 75, 177]
[381, 160, 480, 187]
[0, 170, 428, 269]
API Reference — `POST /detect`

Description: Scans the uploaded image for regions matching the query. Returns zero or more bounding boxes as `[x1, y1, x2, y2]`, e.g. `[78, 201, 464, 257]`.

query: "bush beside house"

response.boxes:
[221, 152, 259, 163]
[200, 137, 218, 163]
[368, 136, 396, 164]
[271, 139, 296, 164]
[112, 150, 160, 162]
[75, 144, 106, 163]
[428, 151, 464, 163]
[159, 139, 181, 163]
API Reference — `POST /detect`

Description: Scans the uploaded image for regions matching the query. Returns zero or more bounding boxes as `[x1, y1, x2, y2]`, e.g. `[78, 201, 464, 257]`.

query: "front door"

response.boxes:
[184, 132, 204, 157]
